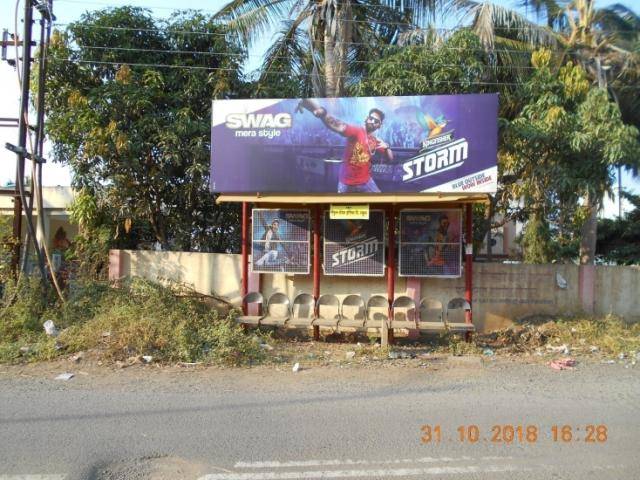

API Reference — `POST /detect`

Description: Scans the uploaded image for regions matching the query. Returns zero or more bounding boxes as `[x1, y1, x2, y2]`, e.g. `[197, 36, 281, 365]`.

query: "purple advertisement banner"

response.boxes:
[211, 94, 498, 194]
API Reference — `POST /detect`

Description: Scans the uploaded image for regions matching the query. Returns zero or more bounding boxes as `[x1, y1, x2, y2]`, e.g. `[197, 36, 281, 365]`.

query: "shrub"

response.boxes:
[0, 277, 265, 366]
[0, 277, 51, 342]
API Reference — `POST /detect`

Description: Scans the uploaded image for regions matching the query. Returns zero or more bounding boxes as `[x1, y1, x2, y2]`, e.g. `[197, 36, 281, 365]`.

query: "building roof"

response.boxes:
[0, 186, 75, 211]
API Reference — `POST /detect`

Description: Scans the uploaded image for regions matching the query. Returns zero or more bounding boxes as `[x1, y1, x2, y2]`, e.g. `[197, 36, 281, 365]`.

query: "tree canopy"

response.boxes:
[45, 7, 244, 252]
[501, 49, 640, 263]
[597, 191, 640, 264]
[39, 3, 640, 264]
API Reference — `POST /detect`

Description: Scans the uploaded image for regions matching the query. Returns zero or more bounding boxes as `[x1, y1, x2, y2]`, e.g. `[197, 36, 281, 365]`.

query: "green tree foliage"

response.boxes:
[597, 191, 640, 264]
[352, 30, 494, 97]
[0, 216, 18, 284]
[501, 49, 640, 263]
[45, 7, 244, 252]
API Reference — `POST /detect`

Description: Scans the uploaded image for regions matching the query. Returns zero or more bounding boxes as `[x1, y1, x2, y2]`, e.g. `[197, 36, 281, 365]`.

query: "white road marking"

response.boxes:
[0, 476, 66, 480]
[199, 464, 522, 479]
[234, 456, 512, 469]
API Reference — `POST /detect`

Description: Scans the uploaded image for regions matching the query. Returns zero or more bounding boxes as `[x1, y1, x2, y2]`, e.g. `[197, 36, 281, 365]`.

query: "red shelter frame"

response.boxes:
[230, 193, 486, 343]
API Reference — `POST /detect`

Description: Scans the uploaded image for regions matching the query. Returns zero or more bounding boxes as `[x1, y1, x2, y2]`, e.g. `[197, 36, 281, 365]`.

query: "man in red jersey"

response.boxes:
[297, 99, 394, 193]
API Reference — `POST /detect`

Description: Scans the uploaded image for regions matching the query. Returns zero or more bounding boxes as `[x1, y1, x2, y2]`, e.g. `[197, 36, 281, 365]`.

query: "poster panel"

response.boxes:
[399, 209, 462, 277]
[211, 94, 498, 194]
[323, 210, 385, 276]
[251, 209, 310, 274]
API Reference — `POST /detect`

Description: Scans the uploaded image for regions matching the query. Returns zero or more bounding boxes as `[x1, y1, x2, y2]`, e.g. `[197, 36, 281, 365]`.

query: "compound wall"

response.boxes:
[110, 250, 639, 332]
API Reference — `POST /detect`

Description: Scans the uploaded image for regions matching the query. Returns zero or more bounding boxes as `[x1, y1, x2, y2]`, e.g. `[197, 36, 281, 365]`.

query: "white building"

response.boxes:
[0, 186, 77, 260]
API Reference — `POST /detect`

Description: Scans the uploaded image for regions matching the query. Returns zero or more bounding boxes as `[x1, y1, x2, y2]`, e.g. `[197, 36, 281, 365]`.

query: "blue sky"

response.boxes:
[0, 0, 637, 216]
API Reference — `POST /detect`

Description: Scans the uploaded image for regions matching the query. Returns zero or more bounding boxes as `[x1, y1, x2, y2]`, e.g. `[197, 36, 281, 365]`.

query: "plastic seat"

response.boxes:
[339, 294, 366, 330]
[289, 293, 315, 328]
[313, 294, 340, 328]
[236, 292, 264, 326]
[391, 295, 417, 330]
[366, 295, 389, 330]
[418, 298, 446, 332]
[261, 292, 291, 326]
[446, 297, 475, 332]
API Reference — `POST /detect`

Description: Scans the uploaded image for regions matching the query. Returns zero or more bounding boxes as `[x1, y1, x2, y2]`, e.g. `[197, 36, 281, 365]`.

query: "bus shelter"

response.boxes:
[212, 94, 498, 345]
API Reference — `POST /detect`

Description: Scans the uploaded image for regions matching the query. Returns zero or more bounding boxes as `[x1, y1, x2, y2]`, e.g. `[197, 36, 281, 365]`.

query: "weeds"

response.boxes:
[0, 277, 264, 366]
[476, 314, 640, 357]
[1, 277, 637, 366]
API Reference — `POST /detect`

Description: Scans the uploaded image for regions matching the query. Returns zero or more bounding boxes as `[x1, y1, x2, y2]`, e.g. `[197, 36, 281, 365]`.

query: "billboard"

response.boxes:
[210, 94, 497, 194]
[251, 209, 310, 274]
[399, 209, 462, 277]
[323, 210, 385, 276]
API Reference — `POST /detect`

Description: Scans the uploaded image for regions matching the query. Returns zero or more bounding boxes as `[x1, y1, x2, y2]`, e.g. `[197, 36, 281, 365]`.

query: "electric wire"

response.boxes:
[52, 21, 640, 42]
[52, 0, 640, 33]
[72, 44, 550, 70]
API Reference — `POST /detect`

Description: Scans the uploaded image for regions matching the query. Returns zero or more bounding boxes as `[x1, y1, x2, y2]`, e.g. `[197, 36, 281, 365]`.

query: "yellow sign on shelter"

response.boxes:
[329, 204, 370, 220]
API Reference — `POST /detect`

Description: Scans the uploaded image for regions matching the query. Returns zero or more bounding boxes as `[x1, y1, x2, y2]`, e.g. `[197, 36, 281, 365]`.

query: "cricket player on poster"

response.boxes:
[400, 211, 461, 277]
[424, 214, 455, 268]
[296, 99, 394, 193]
[255, 217, 284, 267]
[252, 209, 310, 274]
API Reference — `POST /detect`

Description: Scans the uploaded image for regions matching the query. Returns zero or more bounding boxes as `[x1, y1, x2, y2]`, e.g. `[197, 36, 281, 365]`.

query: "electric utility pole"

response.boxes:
[2, 1, 53, 277]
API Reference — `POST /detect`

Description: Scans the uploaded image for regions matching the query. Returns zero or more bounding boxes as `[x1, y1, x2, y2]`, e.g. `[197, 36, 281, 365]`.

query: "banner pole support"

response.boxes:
[464, 203, 474, 340]
[313, 205, 321, 341]
[386, 204, 396, 346]
[241, 201, 249, 315]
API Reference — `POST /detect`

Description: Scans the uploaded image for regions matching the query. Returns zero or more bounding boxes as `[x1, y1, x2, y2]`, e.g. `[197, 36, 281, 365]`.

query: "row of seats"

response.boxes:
[237, 292, 474, 332]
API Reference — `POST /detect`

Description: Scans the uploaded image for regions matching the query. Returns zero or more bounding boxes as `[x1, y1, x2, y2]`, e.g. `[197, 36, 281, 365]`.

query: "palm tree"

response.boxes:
[213, 0, 442, 97]
[456, 0, 640, 264]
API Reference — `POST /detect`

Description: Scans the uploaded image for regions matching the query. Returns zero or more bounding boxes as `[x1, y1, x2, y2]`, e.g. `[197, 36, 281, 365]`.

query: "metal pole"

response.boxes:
[312, 205, 321, 341]
[21, 10, 48, 273]
[241, 202, 248, 314]
[35, 8, 51, 264]
[11, 0, 35, 276]
[464, 204, 473, 338]
[386, 205, 395, 345]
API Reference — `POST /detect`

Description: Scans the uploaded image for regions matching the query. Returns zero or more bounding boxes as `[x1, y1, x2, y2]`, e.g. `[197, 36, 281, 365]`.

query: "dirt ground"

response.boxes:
[0, 337, 635, 390]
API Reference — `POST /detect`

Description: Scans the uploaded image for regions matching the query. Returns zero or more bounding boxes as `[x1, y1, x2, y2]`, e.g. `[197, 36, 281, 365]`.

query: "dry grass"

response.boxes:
[476, 315, 640, 357]
[0, 278, 265, 366]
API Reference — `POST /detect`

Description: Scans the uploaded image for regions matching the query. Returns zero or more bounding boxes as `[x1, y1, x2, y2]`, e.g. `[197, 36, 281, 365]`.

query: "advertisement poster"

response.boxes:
[399, 209, 462, 277]
[323, 210, 385, 276]
[251, 209, 310, 274]
[211, 94, 498, 194]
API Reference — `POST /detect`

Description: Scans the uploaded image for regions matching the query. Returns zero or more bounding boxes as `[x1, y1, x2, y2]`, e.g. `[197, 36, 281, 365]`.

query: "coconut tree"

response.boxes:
[213, 0, 443, 97]
[542, 0, 640, 264]
[456, 0, 640, 264]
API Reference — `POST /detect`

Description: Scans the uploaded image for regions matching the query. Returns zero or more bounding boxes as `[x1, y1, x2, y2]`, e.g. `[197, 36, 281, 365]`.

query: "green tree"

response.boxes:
[45, 7, 245, 252]
[462, 1, 640, 263]
[0, 216, 18, 284]
[597, 191, 640, 264]
[352, 30, 493, 97]
[501, 49, 640, 263]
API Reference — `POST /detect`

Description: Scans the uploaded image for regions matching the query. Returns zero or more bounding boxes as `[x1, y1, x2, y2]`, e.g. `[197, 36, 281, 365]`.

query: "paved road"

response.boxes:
[0, 358, 638, 479]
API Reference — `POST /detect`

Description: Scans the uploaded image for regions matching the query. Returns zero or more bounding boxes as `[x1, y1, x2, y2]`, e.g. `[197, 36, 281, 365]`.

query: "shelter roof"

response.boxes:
[216, 193, 490, 205]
